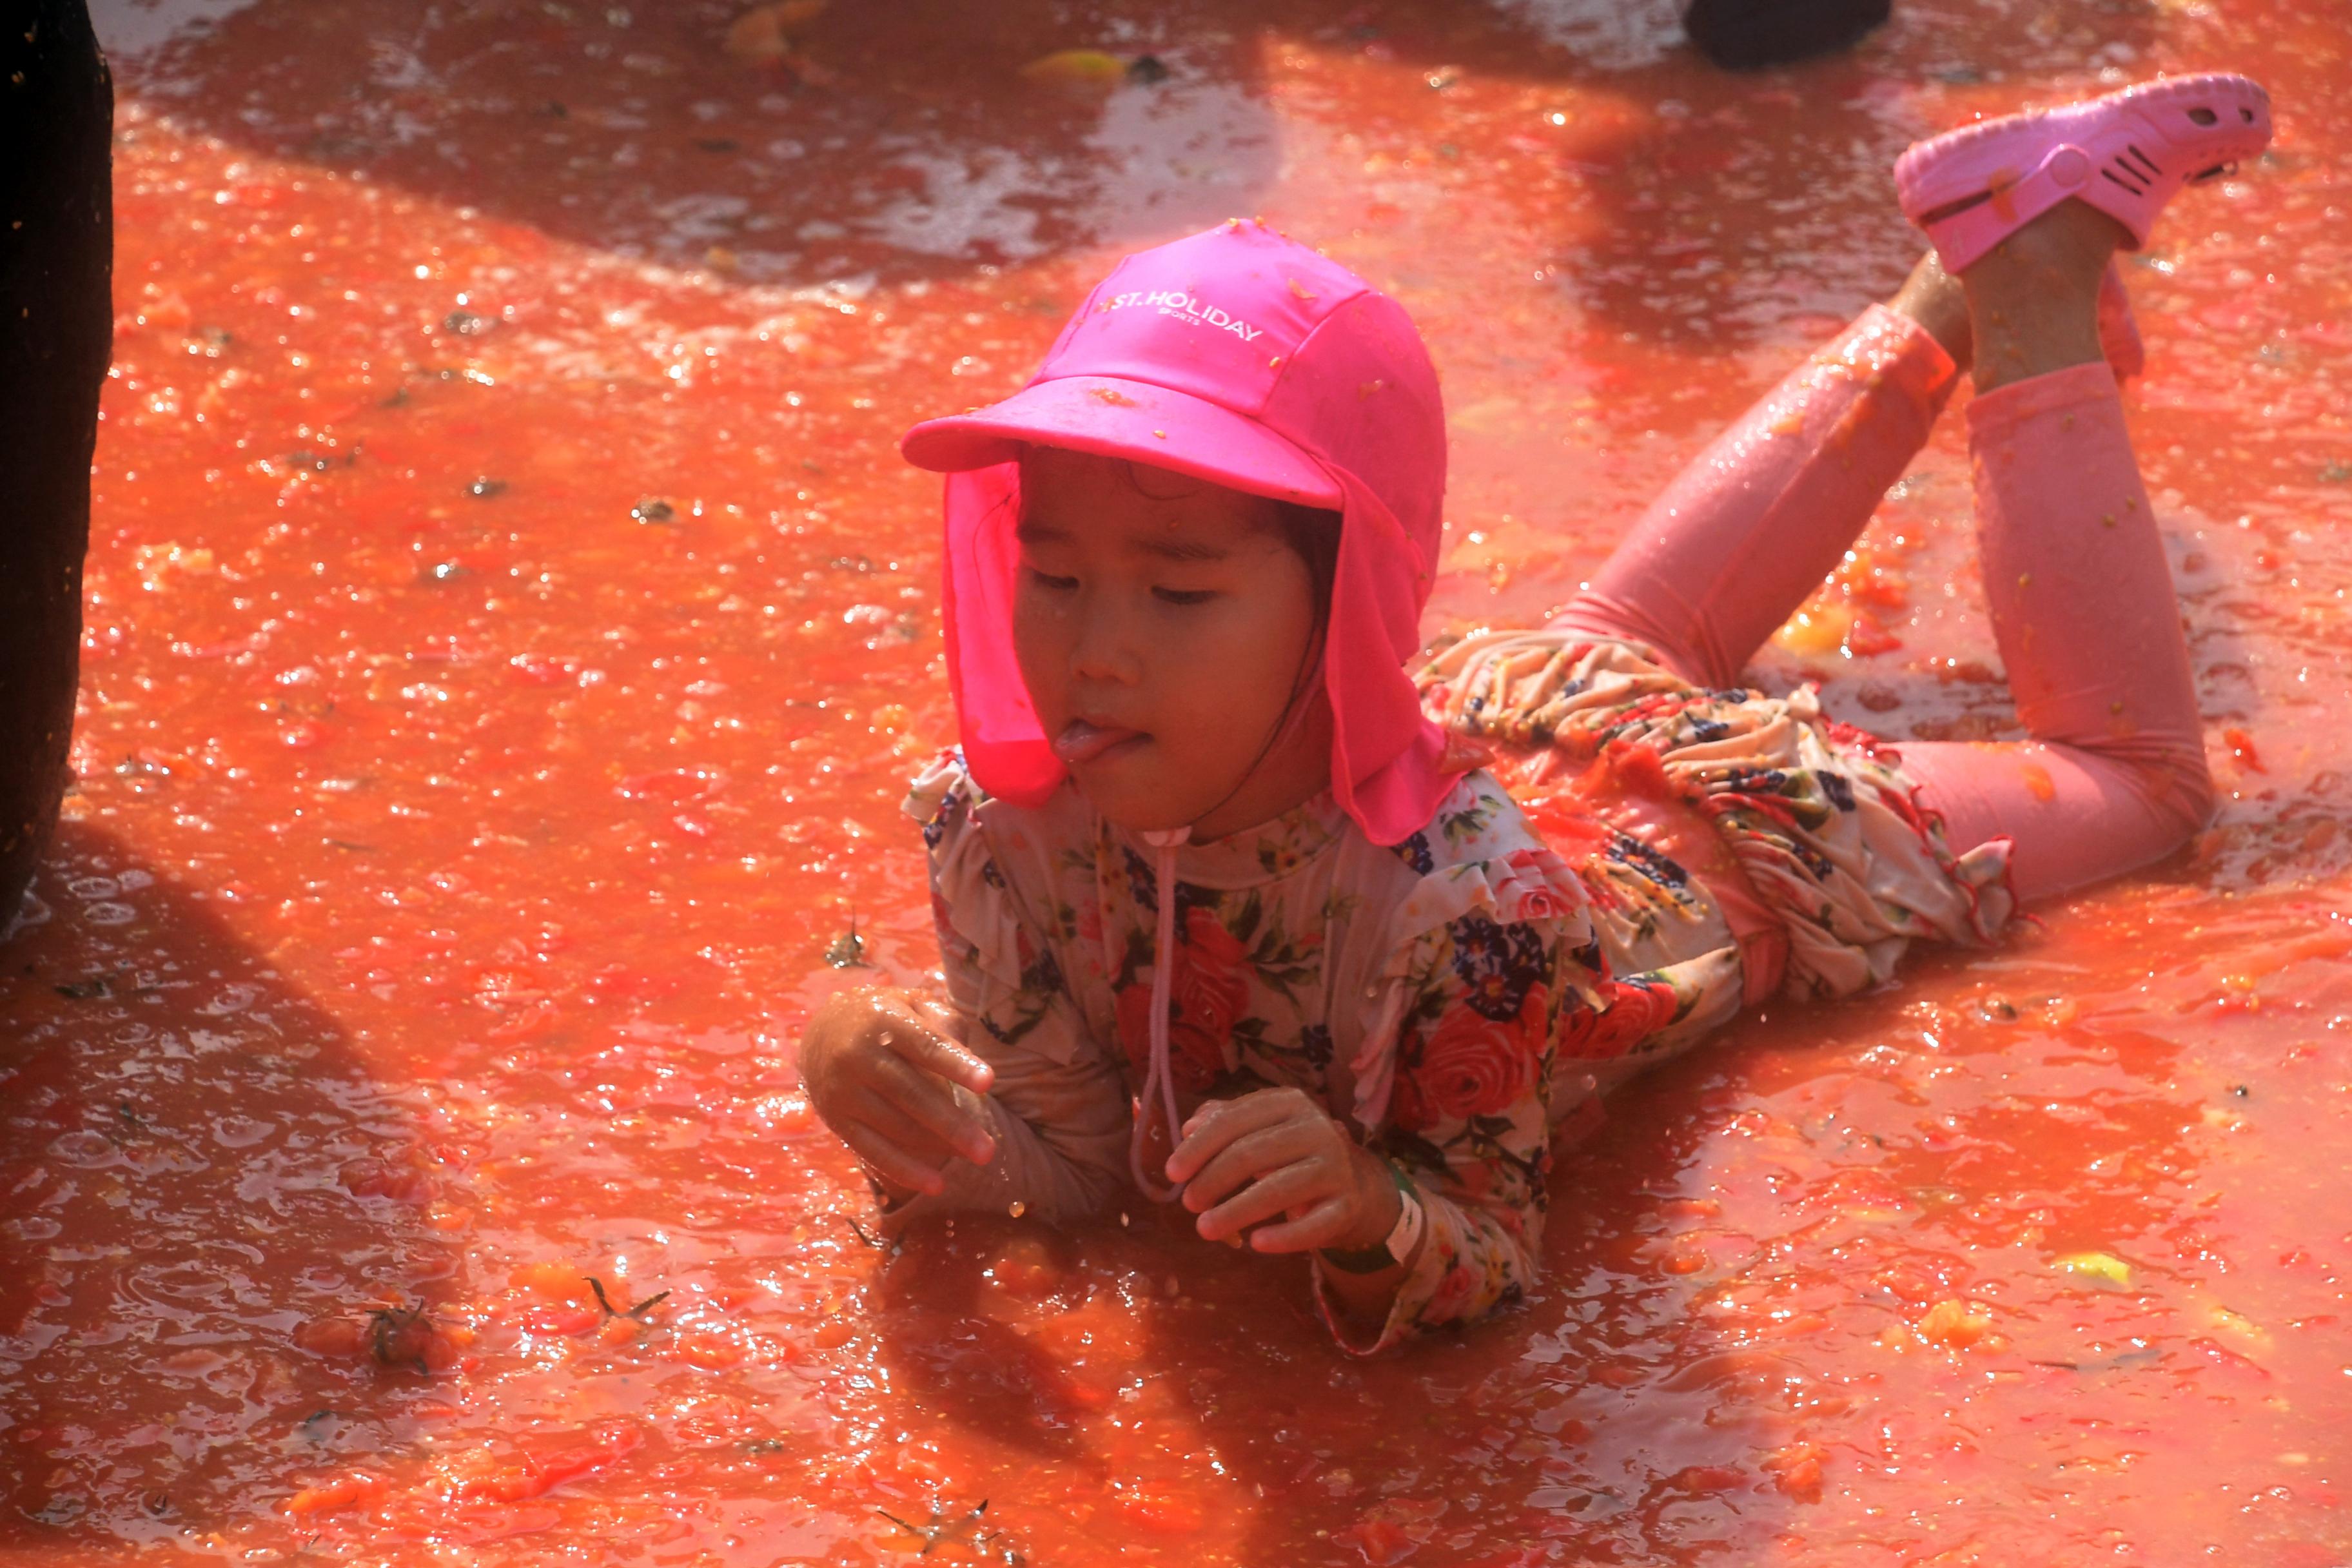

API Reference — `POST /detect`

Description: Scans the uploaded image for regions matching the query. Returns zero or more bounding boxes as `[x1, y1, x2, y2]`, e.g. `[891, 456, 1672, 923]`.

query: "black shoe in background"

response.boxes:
[1681, 0, 1894, 70]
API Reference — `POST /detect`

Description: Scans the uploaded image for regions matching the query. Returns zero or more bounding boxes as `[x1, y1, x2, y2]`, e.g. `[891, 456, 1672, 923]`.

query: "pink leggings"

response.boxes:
[1554, 306, 2213, 904]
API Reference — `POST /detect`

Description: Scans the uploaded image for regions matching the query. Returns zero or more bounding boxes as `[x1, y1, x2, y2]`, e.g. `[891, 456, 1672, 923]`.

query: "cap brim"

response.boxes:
[900, 375, 1342, 509]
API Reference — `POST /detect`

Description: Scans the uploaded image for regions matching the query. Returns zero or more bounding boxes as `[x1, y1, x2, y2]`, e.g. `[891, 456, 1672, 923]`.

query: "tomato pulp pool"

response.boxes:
[5, 0, 2350, 1563]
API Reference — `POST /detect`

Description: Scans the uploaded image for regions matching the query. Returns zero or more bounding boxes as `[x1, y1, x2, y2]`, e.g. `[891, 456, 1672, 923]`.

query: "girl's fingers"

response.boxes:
[1165, 1089, 1300, 1184]
[881, 1016, 995, 1095]
[1179, 1121, 1318, 1212]
[1251, 1195, 1356, 1255]
[845, 1087, 963, 1171]
[838, 1115, 951, 1197]
[804, 991, 995, 1188]
[870, 1052, 998, 1165]
[914, 996, 971, 1043]
[1195, 1160, 1333, 1242]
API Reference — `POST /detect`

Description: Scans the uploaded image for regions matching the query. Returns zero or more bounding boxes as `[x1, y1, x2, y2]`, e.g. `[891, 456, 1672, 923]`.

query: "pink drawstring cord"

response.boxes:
[1128, 826, 1190, 1201]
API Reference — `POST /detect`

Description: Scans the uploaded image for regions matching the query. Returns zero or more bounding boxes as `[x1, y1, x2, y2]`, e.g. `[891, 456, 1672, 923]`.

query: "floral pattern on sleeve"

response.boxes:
[915, 760, 1068, 1055]
[893, 754, 1132, 1224]
[1316, 778, 1607, 1356]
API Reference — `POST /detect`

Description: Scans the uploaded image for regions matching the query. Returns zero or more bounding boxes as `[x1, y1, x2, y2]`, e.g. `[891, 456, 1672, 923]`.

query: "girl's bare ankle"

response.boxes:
[1953, 199, 2126, 391]
[1958, 199, 2130, 299]
[1887, 250, 1972, 371]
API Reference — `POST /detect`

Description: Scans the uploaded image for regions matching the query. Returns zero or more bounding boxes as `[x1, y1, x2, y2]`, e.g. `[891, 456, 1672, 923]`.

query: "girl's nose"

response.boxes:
[1068, 602, 1141, 685]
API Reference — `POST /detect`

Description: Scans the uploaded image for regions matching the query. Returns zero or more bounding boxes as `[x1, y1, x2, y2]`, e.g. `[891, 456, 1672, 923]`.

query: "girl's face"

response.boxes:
[1012, 447, 1334, 841]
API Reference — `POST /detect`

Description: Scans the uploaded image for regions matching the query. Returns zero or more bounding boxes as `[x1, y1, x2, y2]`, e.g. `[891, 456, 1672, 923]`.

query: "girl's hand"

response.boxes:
[1163, 1087, 1400, 1254]
[800, 988, 997, 1198]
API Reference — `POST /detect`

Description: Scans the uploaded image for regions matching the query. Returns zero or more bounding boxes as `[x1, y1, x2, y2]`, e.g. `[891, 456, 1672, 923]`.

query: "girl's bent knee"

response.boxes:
[2151, 748, 2216, 849]
[2102, 736, 2213, 859]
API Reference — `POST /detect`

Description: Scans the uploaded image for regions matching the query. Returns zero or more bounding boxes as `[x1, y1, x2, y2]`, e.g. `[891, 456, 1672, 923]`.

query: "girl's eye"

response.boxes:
[1152, 587, 1217, 606]
[1025, 567, 1079, 593]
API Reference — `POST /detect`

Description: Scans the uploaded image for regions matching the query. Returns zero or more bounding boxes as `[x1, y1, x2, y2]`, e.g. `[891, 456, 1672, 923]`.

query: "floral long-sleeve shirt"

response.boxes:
[890, 751, 1733, 1355]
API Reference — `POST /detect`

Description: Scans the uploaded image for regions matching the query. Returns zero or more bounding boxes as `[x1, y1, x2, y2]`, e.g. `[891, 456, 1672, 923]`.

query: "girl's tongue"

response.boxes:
[1053, 718, 1146, 765]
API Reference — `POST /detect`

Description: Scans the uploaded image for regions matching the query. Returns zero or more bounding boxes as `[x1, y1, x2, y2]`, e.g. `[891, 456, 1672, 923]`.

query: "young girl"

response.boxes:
[801, 75, 2272, 1355]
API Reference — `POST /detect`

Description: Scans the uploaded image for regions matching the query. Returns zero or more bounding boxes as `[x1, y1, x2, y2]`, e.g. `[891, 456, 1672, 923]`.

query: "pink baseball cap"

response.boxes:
[899, 219, 1453, 847]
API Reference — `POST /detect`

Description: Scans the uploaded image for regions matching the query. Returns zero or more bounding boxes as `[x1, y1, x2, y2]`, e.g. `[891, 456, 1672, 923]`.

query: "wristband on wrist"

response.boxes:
[1316, 1162, 1425, 1274]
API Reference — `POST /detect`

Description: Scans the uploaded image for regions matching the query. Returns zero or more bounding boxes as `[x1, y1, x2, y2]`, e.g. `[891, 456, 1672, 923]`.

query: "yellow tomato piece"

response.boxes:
[1019, 49, 1128, 87]
[2055, 1251, 2133, 1288]
[1772, 604, 1851, 656]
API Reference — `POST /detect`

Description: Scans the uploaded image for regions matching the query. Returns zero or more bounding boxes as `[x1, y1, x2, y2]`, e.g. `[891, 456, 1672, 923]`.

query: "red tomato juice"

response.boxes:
[5, 0, 2349, 1562]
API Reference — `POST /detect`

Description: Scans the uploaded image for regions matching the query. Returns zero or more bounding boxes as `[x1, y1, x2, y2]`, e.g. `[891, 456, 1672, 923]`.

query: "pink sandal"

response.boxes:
[1896, 73, 2271, 275]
